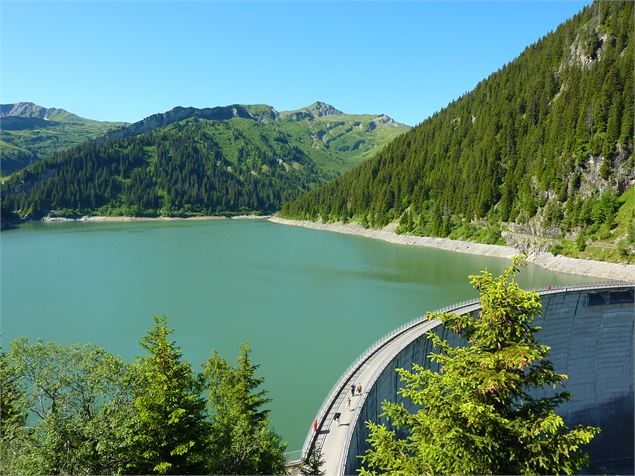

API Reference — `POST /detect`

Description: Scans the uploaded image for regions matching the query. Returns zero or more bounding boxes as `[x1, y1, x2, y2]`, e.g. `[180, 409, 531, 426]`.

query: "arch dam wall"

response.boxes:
[343, 286, 634, 475]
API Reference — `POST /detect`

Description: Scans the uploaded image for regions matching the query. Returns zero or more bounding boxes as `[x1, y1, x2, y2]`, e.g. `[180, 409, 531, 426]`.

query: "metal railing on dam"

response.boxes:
[291, 282, 634, 474]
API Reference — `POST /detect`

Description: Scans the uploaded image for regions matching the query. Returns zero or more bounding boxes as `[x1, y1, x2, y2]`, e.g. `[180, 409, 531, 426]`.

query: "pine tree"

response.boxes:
[132, 316, 208, 475]
[204, 344, 286, 475]
[300, 445, 326, 476]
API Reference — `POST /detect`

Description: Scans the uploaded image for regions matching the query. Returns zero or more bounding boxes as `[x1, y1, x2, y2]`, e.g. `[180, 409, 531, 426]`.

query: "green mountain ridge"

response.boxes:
[0, 102, 128, 175]
[102, 101, 407, 175]
[1, 102, 409, 219]
[281, 1, 634, 264]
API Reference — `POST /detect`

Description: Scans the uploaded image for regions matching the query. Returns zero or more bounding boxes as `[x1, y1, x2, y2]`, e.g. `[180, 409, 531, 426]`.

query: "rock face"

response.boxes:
[281, 101, 344, 121]
[303, 101, 344, 117]
[104, 104, 280, 140]
[0, 102, 79, 121]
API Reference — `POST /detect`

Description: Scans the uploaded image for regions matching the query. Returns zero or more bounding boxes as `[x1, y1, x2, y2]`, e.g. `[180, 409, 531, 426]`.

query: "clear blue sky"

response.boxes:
[1, 1, 589, 126]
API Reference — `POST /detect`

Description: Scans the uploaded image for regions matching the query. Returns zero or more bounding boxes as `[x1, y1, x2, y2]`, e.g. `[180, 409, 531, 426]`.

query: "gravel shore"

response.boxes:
[269, 217, 635, 282]
[42, 215, 228, 223]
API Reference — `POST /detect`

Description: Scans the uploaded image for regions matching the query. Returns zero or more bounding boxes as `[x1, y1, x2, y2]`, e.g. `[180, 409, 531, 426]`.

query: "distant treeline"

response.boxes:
[281, 2, 633, 246]
[0, 317, 287, 475]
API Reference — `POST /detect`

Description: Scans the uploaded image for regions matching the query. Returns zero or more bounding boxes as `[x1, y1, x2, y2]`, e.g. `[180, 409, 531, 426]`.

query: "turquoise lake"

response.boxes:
[1, 219, 597, 451]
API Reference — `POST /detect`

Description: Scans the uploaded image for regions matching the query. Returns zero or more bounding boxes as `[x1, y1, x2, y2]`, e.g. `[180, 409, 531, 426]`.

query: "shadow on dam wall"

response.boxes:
[568, 394, 634, 475]
[344, 287, 634, 475]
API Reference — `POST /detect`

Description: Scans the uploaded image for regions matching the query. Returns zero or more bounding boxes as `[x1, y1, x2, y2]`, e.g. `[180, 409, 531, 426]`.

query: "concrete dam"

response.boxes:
[301, 284, 634, 475]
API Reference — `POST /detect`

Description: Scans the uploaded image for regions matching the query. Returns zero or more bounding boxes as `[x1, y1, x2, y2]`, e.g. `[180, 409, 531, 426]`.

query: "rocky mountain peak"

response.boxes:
[304, 101, 344, 117]
[2, 102, 53, 119]
[0, 102, 84, 123]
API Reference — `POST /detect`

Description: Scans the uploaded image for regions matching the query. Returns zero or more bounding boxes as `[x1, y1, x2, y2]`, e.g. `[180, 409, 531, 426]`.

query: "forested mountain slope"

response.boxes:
[0, 102, 127, 175]
[1, 103, 408, 218]
[281, 1, 634, 263]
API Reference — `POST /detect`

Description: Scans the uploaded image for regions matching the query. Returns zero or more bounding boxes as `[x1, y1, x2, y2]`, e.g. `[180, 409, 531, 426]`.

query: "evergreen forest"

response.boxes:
[281, 1, 634, 263]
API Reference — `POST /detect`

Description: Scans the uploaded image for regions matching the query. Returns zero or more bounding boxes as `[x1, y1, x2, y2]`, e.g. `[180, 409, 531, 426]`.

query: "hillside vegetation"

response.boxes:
[0, 102, 127, 175]
[1, 103, 408, 218]
[281, 1, 634, 263]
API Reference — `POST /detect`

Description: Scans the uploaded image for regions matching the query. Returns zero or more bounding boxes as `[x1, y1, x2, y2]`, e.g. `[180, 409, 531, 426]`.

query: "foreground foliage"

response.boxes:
[204, 343, 286, 474]
[361, 255, 600, 475]
[0, 317, 286, 475]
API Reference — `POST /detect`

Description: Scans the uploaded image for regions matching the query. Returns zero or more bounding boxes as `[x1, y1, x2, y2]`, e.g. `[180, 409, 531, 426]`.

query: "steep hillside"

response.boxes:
[1, 103, 408, 218]
[0, 102, 127, 175]
[100, 101, 408, 178]
[278, 102, 406, 175]
[281, 1, 634, 263]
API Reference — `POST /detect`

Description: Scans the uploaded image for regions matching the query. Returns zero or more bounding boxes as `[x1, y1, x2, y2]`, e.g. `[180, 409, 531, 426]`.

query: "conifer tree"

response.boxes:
[132, 316, 208, 475]
[300, 445, 326, 476]
[203, 344, 286, 475]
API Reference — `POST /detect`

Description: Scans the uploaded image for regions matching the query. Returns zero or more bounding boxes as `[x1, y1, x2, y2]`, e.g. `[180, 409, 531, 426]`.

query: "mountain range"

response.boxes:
[0, 102, 127, 175]
[1, 101, 408, 217]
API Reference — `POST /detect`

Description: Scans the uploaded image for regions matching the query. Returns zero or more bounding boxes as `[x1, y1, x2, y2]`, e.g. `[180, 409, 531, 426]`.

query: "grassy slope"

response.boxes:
[0, 117, 127, 175]
[277, 114, 408, 177]
[161, 113, 409, 179]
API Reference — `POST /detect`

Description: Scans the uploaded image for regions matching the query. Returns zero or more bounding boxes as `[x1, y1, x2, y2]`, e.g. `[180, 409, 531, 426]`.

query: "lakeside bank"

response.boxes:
[42, 215, 228, 223]
[39, 215, 273, 223]
[269, 217, 635, 282]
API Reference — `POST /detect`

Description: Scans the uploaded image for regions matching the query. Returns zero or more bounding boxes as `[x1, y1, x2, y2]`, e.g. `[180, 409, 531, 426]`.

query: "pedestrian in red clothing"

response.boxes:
[313, 419, 318, 433]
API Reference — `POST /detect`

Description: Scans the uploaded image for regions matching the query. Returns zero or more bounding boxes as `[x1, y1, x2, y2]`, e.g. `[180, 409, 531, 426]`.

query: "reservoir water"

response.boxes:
[1, 219, 596, 451]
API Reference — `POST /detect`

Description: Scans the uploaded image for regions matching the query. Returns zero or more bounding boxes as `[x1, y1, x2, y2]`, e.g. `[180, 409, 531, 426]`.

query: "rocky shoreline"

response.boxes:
[269, 217, 635, 282]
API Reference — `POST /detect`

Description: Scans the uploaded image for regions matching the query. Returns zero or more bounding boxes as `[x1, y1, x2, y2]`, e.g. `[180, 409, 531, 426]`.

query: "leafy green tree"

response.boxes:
[0, 320, 287, 475]
[360, 255, 600, 475]
[0, 338, 138, 475]
[203, 344, 286, 474]
[0, 347, 29, 475]
[131, 315, 208, 475]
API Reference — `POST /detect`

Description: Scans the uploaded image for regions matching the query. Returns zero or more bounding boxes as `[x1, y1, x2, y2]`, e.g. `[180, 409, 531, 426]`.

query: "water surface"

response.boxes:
[1, 220, 596, 450]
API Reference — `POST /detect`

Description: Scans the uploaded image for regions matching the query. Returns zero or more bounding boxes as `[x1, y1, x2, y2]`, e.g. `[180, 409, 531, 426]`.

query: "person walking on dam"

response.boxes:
[351, 384, 355, 397]
[357, 383, 362, 395]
